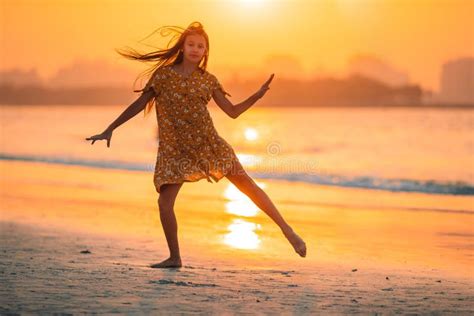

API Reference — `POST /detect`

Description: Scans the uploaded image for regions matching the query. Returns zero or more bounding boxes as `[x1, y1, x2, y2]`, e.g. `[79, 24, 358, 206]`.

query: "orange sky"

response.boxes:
[1, 0, 473, 91]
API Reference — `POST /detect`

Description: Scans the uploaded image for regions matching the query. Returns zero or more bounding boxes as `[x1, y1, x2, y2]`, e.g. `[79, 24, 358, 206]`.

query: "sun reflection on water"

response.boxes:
[244, 127, 259, 141]
[236, 153, 262, 168]
[224, 182, 266, 217]
[223, 218, 262, 250]
[222, 182, 266, 250]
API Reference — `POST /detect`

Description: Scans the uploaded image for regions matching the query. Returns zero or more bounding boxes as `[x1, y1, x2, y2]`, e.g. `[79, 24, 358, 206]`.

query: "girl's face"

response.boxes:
[182, 34, 207, 64]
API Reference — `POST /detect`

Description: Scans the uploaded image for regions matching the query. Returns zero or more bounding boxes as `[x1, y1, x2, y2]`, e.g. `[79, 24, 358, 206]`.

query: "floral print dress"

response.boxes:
[144, 64, 240, 193]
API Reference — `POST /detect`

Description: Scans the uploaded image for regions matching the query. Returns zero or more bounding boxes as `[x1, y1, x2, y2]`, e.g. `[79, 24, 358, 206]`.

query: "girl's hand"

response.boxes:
[255, 73, 274, 99]
[85, 129, 113, 148]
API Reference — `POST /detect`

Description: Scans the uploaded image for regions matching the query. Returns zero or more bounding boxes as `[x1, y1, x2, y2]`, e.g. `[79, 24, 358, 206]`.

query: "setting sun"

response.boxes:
[240, 0, 265, 7]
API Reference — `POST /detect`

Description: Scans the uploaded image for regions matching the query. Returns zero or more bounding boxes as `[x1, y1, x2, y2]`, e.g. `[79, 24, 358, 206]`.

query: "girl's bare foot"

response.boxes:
[284, 230, 307, 257]
[150, 257, 182, 268]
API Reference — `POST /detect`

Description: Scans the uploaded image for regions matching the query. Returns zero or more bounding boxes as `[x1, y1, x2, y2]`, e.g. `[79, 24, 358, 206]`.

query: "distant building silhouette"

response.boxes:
[262, 54, 305, 80]
[0, 68, 44, 87]
[347, 54, 410, 88]
[47, 58, 135, 88]
[438, 57, 474, 105]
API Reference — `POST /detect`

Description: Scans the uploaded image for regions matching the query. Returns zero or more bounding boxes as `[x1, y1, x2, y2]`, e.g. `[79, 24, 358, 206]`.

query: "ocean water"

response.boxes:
[1, 104, 473, 196]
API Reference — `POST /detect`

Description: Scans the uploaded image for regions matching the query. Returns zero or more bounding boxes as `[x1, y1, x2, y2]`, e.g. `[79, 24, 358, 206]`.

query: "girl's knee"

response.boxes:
[157, 183, 182, 210]
[158, 194, 175, 211]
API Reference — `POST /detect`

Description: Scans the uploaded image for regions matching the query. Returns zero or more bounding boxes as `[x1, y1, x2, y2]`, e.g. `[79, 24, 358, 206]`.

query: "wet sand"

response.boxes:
[1, 160, 473, 314]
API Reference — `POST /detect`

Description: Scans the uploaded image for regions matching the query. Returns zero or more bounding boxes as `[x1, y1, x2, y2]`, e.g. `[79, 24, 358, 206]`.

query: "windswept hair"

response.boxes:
[115, 21, 210, 116]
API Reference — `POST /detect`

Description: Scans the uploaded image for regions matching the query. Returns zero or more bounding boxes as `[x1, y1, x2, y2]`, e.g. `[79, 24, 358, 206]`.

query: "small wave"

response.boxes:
[251, 172, 474, 196]
[0, 153, 153, 171]
[1, 153, 473, 196]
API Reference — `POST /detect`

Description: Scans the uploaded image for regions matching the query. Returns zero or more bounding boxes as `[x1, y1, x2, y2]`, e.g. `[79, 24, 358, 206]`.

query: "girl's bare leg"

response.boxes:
[150, 182, 184, 268]
[225, 160, 307, 257]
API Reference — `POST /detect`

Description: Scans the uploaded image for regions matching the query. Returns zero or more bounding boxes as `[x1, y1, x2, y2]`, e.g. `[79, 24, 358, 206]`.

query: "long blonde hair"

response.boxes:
[115, 21, 210, 116]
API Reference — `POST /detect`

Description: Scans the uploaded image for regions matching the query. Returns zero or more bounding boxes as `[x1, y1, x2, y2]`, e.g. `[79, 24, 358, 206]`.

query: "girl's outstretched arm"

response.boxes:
[85, 89, 155, 147]
[212, 74, 274, 119]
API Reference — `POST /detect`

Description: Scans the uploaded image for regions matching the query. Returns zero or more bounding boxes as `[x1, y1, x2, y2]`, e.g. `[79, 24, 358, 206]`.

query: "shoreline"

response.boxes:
[1, 152, 473, 197]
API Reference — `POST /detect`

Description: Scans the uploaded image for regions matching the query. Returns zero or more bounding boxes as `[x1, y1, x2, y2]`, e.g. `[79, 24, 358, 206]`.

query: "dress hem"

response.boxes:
[154, 171, 228, 194]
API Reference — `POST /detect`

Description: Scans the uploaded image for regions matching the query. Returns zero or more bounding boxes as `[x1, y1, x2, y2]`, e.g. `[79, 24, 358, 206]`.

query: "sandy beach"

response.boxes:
[1, 160, 473, 314]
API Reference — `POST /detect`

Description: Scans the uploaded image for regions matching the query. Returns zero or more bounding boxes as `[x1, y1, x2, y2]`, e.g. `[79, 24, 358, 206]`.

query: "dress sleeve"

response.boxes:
[143, 68, 164, 96]
[210, 74, 232, 97]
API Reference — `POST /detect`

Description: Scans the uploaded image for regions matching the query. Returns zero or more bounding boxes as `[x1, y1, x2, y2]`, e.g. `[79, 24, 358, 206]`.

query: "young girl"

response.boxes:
[86, 21, 307, 268]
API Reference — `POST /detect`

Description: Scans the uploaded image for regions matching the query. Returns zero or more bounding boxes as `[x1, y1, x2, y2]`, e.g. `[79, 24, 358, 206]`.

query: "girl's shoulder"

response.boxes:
[145, 65, 172, 94]
[150, 65, 174, 86]
[201, 68, 216, 79]
[156, 64, 172, 77]
[202, 69, 231, 97]
[201, 69, 221, 87]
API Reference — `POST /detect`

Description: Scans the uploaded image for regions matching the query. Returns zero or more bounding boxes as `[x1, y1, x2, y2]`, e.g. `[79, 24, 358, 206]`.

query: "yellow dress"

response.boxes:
[145, 64, 240, 193]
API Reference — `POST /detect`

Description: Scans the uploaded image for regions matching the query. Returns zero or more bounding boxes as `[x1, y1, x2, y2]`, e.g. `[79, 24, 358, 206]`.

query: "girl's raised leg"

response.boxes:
[150, 182, 184, 268]
[225, 160, 307, 257]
